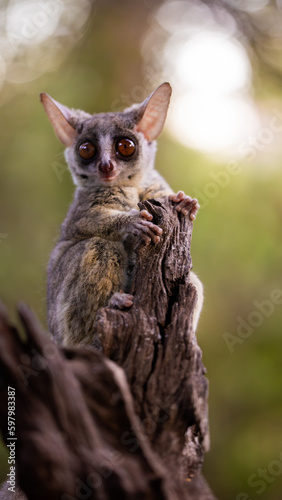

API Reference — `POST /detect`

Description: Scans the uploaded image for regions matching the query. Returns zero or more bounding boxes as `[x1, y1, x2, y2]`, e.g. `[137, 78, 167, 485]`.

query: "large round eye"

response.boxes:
[116, 138, 136, 158]
[78, 141, 96, 160]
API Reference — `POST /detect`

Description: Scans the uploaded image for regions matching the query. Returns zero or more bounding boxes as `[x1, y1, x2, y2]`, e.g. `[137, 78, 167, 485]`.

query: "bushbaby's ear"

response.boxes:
[135, 82, 172, 141]
[40, 93, 77, 147]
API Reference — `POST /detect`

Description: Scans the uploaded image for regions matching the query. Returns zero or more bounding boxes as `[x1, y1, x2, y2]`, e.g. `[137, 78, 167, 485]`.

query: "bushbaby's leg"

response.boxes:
[109, 291, 134, 308]
[189, 271, 204, 331]
[52, 238, 129, 346]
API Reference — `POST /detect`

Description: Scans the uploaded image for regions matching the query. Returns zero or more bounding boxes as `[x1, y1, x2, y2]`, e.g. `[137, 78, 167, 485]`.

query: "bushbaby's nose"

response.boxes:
[98, 161, 114, 174]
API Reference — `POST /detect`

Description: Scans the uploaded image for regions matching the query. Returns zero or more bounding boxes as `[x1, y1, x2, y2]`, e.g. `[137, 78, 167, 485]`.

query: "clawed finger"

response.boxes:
[189, 203, 200, 220]
[169, 190, 186, 203]
[131, 225, 151, 245]
[140, 219, 163, 235]
[175, 197, 197, 212]
[136, 222, 161, 244]
[139, 209, 153, 221]
[140, 221, 162, 243]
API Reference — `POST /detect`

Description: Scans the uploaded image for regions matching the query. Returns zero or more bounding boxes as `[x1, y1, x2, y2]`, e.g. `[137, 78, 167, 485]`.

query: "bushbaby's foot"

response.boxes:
[169, 191, 200, 220]
[109, 292, 134, 309]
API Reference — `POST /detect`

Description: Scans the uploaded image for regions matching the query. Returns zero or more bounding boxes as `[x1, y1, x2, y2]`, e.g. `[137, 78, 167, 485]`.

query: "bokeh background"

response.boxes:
[0, 0, 282, 498]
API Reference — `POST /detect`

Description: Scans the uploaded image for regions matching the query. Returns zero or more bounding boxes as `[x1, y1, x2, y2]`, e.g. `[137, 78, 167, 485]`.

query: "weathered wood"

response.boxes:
[95, 198, 210, 478]
[0, 303, 177, 500]
[0, 197, 216, 499]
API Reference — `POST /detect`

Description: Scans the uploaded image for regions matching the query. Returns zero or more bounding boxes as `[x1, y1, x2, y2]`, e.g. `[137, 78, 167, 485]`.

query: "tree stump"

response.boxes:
[0, 197, 217, 499]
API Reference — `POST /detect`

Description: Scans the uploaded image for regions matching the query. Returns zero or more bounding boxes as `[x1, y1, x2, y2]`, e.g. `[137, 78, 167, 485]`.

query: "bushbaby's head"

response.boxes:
[40, 83, 171, 188]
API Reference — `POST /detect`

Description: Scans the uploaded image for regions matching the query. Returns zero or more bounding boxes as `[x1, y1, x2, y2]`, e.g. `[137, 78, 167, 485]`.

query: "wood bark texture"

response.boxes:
[0, 197, 217, 500]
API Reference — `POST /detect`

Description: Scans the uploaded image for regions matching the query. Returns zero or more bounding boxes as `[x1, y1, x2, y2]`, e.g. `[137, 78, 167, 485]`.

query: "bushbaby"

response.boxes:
[41, 83, 203, 346]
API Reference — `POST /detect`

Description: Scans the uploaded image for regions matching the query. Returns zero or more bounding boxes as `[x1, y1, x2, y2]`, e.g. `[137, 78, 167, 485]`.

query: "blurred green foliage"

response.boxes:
[0, 1, 282, 499]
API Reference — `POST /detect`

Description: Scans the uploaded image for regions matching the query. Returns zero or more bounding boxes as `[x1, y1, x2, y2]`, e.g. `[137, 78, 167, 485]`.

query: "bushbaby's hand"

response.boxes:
[169, 191, 200, 221]
[127, 208, 163, 246]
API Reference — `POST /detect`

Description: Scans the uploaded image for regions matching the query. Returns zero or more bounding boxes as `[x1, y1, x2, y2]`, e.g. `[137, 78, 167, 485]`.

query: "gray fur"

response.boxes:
[41, 83, 203, 346]
[44, 86, 172, 345]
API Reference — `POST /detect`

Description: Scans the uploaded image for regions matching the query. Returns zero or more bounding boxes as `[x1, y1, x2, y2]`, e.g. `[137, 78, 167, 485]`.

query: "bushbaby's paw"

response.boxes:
[169, 191, 200, 221]
[109, 292, 134, 309]
[130, 209, 163, 246]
